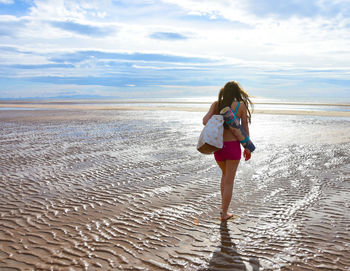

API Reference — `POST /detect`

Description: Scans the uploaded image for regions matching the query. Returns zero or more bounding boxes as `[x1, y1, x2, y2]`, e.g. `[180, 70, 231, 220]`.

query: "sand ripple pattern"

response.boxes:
[0, 110, 349, 270]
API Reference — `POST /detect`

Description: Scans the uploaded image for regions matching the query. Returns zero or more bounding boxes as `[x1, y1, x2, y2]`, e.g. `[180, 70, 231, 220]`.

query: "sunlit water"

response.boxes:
[0, 109, 349, 270]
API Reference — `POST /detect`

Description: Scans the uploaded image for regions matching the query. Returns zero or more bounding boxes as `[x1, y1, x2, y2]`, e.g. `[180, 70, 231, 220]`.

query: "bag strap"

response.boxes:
[226, 101, 241, 125]
[233, 101, 240, 115]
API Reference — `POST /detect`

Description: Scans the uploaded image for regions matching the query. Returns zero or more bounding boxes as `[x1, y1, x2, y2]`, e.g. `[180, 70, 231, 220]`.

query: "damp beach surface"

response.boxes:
[0, 107, 349, 270]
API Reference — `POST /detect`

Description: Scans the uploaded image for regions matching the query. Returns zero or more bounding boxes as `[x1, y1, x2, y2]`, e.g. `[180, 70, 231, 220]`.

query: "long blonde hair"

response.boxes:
[217, 81, 253, 123]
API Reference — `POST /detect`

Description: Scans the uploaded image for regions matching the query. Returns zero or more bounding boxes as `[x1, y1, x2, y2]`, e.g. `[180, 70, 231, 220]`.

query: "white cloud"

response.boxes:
[0, 0, 349, 98]
[0, 0, 14, 4]
[160, 0, 251, 24]
[29, 0, 88, 21]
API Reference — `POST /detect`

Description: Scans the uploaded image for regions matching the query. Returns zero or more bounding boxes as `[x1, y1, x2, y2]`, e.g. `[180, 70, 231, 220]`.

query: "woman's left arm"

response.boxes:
[202, 102, 217, 125]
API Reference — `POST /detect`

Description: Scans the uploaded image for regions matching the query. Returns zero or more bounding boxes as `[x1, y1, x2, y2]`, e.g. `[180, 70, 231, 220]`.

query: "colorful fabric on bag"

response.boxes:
[197, 115, 224, 154]
[220, 103, 256, 153]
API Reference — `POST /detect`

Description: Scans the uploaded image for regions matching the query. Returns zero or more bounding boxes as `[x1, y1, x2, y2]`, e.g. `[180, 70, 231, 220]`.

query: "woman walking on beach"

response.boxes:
[203, 81, 253, 220]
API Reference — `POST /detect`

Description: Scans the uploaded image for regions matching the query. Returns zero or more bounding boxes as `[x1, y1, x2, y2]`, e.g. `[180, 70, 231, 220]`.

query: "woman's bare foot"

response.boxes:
[221, 212, 234, 221]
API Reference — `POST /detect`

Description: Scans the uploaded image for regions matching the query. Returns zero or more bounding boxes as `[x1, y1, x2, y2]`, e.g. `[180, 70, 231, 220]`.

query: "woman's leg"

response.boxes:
[216, 161, 226, 199]
[221, 159, 240, 220]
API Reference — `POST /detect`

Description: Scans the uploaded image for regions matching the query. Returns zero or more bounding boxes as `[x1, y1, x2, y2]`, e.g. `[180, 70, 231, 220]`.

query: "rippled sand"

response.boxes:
[0, 109, 349, 270]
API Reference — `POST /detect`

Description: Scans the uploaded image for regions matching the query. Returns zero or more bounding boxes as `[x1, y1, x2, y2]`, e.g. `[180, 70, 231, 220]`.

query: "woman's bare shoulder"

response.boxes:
[203, 101, 218, 125]
[239, 101, 247, 110]
[209, 101, 218, 112]
[230, 101, 241, 111]
[239, 101, 248, 118]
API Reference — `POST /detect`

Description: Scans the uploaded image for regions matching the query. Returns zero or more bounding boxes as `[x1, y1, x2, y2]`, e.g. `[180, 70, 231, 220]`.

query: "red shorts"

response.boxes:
[214, 141, 241, 161]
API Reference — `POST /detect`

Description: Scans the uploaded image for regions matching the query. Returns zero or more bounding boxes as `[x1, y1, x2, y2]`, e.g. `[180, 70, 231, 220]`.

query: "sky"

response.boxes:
[0, 0, 350, 100]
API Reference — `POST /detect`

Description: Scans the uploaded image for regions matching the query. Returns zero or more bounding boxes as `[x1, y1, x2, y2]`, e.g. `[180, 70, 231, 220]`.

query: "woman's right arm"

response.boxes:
[240, 102, 250, 137]
[240, 102, 252, 160]
[202, 102, 217, 125]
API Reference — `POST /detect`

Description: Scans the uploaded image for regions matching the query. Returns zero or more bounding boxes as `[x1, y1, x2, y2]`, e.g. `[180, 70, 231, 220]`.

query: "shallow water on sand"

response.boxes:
[0, 110, 349, 270]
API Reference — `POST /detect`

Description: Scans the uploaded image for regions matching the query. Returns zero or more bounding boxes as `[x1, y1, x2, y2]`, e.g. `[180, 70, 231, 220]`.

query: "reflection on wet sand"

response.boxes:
[202, 220, 260, 271]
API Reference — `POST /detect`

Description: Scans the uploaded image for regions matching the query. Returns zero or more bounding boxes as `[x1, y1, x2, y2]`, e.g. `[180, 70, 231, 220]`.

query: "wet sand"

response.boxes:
[0, 109, 349, 270]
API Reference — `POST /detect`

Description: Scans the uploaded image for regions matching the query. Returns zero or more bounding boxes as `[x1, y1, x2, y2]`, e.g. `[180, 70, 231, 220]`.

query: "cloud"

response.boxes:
[0, 18, 27, 37]
[244, 0, 321, 18]
[0, 45, 19, 52]
[159, 0, 251, 24]
[149, 32, 188, 40]
[0, 0, 349, 99]
[49, 50, 213, 64]
[9, 63, 75, 69]
[0, 0, 14, 4]
[242, 0, 350, 19]
[50, 20, 115, 37]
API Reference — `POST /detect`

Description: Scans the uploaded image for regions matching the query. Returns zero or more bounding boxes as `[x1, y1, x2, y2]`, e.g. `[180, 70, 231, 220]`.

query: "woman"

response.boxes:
[203, 81, 253, 221]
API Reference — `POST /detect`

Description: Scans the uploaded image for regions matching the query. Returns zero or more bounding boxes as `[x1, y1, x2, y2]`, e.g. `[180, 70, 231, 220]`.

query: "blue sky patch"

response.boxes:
[149, 32, 188, 40]
[49, 50, 213, 64]
[9, 63, 75, 69]
[0, 0, 33, 16]
[50, 21, 114, 37]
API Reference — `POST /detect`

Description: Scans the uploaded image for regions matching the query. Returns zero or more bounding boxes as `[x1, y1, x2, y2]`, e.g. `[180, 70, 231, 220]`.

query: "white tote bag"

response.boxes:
[197, 115, 224, 154]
